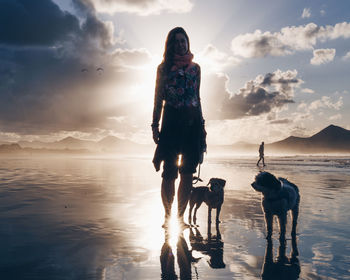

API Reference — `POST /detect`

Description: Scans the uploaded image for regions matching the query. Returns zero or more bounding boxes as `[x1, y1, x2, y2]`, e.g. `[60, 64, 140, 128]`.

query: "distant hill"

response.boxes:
[268, 124, 350, 153]
[12, 135, 152, 154]
[0, 143, 22, 153]
[3, 124, 349, 155]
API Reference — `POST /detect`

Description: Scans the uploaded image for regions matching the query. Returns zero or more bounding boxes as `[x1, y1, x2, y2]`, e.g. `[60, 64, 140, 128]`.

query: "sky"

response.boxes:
[0, 0, 349, 145]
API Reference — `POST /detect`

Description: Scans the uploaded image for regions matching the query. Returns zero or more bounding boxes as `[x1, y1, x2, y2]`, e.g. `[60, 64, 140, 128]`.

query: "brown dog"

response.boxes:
[188, 178, 226, 225]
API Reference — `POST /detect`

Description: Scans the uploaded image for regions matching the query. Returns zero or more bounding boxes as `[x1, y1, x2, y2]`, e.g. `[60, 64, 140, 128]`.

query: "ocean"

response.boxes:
[0, 155, 349, 279]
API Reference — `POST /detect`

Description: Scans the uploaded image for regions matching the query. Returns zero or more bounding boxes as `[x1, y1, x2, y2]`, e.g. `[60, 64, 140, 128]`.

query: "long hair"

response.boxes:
[162, 27, 190, 73]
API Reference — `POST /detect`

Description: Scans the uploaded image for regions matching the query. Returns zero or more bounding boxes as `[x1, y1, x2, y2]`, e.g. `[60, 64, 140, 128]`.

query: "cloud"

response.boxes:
[309, 96, 343, 111]
[213, 69, 302, 120]
[231, 22, 350, 58]
[196, 44, 240, 73]
[302, 8, 311, 19]
[78, 0, 193, 16]
[310, 48, 336, 65]
[329, 114, 342, 121]
[0, 0, 153, 136]
[342, 51, 350, 60]
[0, 0, 80, 46]
[269, 118, 292, 124]
[301, 88, 315, 94]
[0, 0, 115, 49]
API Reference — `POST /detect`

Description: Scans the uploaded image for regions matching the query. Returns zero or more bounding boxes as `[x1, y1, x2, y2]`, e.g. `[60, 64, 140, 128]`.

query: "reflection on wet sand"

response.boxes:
[1, 156, 350, 279]
[160, 222, 226, 280]
[189, 223, 225, 269]
[261, 236, 300, 280]
[160, 228, 192, 280]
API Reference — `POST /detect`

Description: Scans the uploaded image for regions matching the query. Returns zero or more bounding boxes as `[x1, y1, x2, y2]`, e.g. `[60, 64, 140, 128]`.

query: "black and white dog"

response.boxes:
[251, 172, 300, 240]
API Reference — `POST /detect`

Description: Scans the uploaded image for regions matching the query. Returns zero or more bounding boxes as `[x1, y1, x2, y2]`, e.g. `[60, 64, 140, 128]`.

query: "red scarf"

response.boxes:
[172, 52, 194, 70]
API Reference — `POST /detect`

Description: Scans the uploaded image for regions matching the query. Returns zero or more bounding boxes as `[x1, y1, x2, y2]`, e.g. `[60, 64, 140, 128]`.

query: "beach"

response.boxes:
[0, 155, 349, 279]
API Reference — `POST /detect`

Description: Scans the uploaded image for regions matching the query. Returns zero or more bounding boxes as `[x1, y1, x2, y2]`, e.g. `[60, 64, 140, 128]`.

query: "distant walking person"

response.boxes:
[257, 142, 266, 166]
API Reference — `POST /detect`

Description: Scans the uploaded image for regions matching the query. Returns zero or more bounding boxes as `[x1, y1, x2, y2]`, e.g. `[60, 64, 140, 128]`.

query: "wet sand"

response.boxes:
[0, 155, 349, 279]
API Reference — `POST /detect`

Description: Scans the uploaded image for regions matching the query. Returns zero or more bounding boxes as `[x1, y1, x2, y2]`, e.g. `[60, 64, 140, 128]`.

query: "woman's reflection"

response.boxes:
[261, 236, 300, 280]
[160, 230, 177, 279]
[160, 229, 192, 280]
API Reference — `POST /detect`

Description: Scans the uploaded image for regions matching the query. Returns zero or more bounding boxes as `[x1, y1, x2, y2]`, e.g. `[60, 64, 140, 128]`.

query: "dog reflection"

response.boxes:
[160, 230, 192, 280]
[189, 223, 225, 269]
[261, 237, 300, 280]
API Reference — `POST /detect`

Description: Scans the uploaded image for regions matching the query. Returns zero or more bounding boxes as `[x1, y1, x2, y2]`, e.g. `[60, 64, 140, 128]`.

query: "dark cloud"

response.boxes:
[0, 0, 80, 46]
[269, 119, 293, 124]
[204, 71, 301, 120]
[0, 0, 150, 136]
[0, 0, 114, 49]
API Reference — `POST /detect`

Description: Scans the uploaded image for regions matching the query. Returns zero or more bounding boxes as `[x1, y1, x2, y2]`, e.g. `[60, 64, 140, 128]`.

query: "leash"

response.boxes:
[192, 164, 202, 184]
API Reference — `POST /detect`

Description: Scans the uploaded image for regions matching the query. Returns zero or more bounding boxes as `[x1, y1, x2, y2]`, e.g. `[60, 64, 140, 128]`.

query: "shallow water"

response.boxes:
[0, 155, 349, 279]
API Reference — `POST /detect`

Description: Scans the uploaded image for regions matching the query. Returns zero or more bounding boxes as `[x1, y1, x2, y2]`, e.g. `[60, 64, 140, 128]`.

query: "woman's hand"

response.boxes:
[152, 126, 160, 144]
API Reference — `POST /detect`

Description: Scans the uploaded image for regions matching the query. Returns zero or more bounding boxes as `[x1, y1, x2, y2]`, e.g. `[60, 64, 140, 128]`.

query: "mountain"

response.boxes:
[268, 124, 350, 153]
[0, 143, 22, 153]
[18, 140, 51, 149]
[53, 136, 97, 150]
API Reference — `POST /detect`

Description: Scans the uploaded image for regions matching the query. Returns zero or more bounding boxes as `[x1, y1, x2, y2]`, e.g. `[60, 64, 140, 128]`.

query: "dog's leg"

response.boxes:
[188, 198, 195, 225]
[216, 205, 222, 224]
[208, 206, 212, 225]
[277, 238, 288, 263]
[193, 202, 203, 225]
[291, 205, 299, 237]
[278, 213, 287, 241]
[291, 233, 299, 259]
[265, 212, 273, 239]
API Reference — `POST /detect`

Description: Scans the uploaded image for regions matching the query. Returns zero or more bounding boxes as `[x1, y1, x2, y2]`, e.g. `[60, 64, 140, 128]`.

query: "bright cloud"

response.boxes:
[310, 48, 336, 65]
[196, 44, 240, 73]
[82, 0, 194, 16]
[342, 51, 350, 60]
[231, 22, 350, 58]
[329, 114, 342, 121]
[302, 8, 311, 18]
[301, 88, 315, 94]
[309, 96, 343, 111]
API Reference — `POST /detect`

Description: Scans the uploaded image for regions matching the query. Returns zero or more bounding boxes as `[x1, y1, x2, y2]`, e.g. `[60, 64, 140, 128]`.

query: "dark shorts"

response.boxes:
[155, 105, 202, 180]
[162, 149, 198, 180]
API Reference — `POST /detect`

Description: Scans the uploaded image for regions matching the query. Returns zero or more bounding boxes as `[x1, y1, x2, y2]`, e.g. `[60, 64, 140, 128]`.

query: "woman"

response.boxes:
[152, 27, 206, 227]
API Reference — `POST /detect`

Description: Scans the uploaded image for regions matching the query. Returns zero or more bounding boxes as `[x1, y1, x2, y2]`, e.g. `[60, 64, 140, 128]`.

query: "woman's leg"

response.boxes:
[177, 173, 193, 222]
[161, 178, 175, 219]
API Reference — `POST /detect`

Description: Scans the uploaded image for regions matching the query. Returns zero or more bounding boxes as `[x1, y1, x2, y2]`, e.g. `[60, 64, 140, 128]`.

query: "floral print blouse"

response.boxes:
[152, 62, 202, 127]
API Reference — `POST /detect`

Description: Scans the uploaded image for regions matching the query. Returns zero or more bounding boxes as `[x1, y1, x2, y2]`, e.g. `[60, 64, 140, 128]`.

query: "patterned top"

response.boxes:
[152, 62, 202, 127]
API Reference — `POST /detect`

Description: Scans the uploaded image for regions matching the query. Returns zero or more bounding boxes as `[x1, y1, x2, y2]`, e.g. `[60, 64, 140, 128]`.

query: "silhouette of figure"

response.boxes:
[261, 237, 300, 280]
[152, 27, 206, 228]
[257, 141, 266, 167]
[160, 231, 177, 280]
[177, 234, 192, 279]
[189, 223, 225, 269]
[160, 229, 192, 280]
